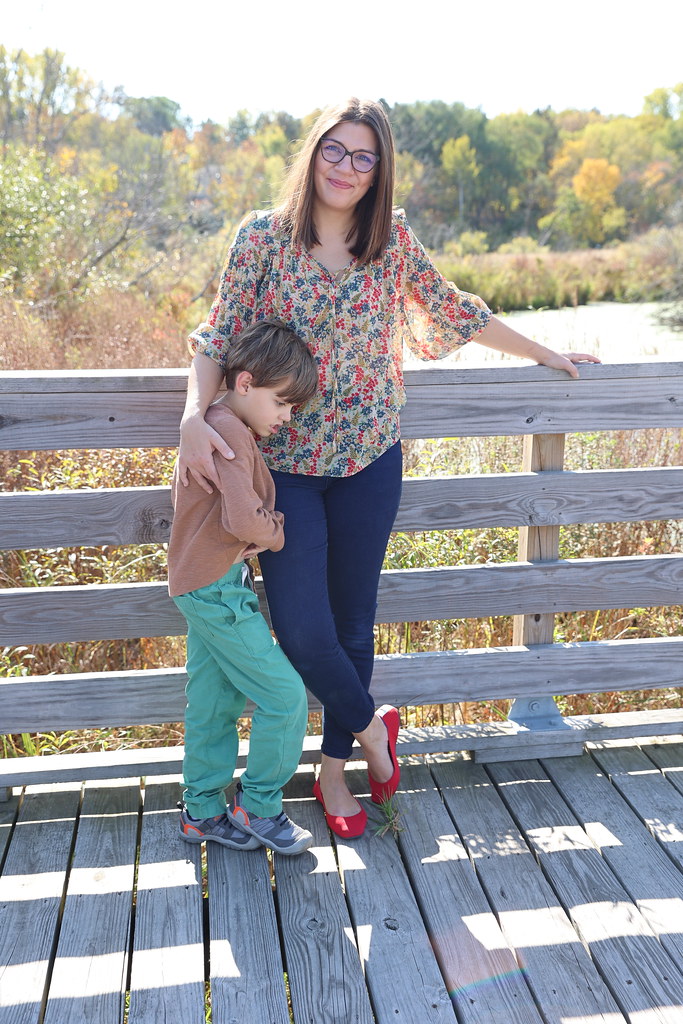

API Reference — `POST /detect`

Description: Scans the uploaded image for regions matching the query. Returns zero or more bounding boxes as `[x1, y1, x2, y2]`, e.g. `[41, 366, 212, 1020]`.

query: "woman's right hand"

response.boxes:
[178, 413, 235, 492]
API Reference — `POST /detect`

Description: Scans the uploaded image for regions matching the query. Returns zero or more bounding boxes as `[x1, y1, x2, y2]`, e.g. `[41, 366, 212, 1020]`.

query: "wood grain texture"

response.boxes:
[6, 711, 683, 793]
[4, 637, 683, 734]
[488, 758, 683, 1021]
[431, 758, 627, 1023]
[4, 465, 683, 551]
[126, 778, 204, 1024]
[0, 784, 82, 1024]
[542, 752, 683, 965]
[274, 773, 373, 1024]
[591, 744, 683, 876]
[127, 778, 206, 1024]
[0, 795, 19, 859]
[334, 768, 455, 1023]
[42, 781, 139, 1024]
[513, 433, 564, 650]
[396, 763, 542, 1023]
[3, 362, 683, 449]
[0, 487, 175, 549]
[3, 553, 683, 645]
[2, 360, 680, 393]
[207, 843, 290, 1024]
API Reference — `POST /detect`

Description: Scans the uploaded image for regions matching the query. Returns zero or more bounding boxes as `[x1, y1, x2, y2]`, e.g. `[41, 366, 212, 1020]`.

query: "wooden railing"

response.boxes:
[2, 361, 683, 795]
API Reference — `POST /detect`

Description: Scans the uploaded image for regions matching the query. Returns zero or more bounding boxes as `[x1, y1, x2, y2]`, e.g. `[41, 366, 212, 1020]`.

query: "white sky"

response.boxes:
[3, 0, 682, 127]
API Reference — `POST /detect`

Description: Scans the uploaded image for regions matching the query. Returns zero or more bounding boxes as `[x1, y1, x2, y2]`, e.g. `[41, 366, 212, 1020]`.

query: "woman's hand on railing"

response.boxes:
[475, 317, 601, 377]
[178, 413, 235, 492]
[537, 350, 602, 379]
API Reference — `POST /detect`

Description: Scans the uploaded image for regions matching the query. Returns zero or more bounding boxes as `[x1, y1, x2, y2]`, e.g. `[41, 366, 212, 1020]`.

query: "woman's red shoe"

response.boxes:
[368, 705, 400, 804]
[312, 778, 367, 838]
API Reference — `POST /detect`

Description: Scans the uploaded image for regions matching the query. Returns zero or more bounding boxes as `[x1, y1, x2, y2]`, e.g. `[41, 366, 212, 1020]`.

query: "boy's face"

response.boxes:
[240, 381, 295, 438]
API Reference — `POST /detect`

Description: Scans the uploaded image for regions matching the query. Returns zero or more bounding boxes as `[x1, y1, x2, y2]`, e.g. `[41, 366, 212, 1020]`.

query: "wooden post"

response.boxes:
[506, 433, 582, 750]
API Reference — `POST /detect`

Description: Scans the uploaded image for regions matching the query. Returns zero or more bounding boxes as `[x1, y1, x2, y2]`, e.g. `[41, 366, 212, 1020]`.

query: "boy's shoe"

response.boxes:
[227, 783, 313, 856]
[178, 802, 261, 850]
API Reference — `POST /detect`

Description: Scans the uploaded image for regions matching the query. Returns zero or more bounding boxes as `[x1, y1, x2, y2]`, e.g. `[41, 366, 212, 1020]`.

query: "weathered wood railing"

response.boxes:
[2, 361, 683, 796]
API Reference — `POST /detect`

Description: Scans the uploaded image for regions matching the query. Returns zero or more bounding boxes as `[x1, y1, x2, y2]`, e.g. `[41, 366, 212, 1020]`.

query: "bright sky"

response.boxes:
[3, 0, 682, 127]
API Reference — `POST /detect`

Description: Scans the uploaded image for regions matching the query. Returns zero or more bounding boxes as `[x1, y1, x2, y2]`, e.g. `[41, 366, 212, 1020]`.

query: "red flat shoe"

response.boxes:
[368, 705, 401, 804]
[312, 779, 367, 839]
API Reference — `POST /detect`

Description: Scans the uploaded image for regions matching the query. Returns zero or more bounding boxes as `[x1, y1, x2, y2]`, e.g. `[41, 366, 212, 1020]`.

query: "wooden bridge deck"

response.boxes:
[3, 741, 683, 1024]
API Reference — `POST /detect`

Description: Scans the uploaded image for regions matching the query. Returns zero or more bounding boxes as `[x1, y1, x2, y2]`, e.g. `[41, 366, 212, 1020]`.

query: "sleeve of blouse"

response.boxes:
[397, 211, 493, 360]
[188, 211, 268, 365]
[213, 425, 285, 552]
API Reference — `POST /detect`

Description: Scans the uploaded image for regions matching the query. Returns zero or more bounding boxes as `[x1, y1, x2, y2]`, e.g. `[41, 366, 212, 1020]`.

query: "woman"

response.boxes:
[178, 97, 598, 837]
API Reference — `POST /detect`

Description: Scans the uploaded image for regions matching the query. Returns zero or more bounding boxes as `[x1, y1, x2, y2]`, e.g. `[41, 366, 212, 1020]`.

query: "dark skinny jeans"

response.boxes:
[259, 441, 403, 760]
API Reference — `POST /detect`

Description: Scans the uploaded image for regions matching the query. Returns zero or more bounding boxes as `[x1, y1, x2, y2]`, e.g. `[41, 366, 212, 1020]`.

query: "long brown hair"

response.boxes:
[278, 98, 395, 263]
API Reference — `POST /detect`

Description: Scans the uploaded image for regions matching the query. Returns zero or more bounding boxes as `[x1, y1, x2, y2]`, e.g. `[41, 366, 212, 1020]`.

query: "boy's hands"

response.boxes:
[242, 544, 267, 558]
[178, 414, 235, 493]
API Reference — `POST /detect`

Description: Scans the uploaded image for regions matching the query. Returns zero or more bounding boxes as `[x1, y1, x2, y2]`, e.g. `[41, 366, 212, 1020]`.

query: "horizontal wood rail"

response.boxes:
[2, 465, 683, 550]
[2, 360, 683, 791]
[2, 362, 683, 449]
[2, 554, 683, 644]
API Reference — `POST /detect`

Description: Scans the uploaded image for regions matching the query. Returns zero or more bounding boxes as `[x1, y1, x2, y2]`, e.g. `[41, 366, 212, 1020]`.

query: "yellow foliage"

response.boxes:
[572, 157, 621, 206]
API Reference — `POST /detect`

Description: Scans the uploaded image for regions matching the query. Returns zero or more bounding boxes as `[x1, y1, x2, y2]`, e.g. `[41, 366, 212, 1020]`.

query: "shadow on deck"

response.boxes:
[3, 741, 683, 1024]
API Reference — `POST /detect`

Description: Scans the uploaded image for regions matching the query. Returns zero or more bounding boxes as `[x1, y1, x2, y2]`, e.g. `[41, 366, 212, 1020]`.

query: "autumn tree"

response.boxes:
[441, 135, 479, 227]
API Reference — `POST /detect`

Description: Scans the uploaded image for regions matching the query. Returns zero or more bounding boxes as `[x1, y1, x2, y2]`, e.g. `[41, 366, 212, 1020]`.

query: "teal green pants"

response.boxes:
[173, 563, 308, 819]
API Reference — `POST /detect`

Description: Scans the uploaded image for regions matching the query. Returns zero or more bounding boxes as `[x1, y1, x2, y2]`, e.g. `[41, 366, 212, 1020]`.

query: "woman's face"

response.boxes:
[312, 120, 378, 217]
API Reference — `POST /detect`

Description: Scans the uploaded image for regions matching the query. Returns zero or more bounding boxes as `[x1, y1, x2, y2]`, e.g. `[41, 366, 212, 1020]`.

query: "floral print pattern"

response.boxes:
[190, 209, 492, 477]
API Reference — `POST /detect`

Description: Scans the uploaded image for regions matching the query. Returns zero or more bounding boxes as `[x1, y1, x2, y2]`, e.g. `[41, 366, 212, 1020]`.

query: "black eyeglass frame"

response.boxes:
[318, 137, 380, 173]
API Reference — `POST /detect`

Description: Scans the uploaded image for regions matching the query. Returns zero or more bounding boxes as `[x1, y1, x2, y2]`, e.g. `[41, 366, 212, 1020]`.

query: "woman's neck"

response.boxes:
[310, 202, 357, 274]
[312, 201, 355, 244]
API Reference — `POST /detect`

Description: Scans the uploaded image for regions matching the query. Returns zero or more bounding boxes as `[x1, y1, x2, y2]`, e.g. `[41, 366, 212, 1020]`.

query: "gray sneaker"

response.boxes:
[178, 802, 260, 850]
[227, 783, 313, 856]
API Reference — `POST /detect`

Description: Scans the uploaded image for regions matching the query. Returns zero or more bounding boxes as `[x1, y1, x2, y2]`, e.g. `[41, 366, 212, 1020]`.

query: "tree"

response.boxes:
[441, 135, 479, 226]
[0, 47, 103, 155]
[121, 95, 190, 136]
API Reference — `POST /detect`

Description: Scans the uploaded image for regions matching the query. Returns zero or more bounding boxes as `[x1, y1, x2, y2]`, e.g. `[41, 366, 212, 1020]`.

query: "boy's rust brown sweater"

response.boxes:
[167, 402, 284, 597]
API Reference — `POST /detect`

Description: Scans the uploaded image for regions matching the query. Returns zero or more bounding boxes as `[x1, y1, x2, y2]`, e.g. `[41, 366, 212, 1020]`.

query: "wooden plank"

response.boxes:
[488, 758, 683, 1021]
[395, 762, 542, 1023]
[0, 487, 174, 550]
[42, 780, 139, 1024]
[591, 744, 683, 875]
[3, 365, 683, 450]
[0, 369, 191, 393]
[4, 465, 683, 551]
[511, 433, 565, 730]
[3, 553, 683, 645]
[273, 772, 373, 1024]
[0, 794, 19, 861]
[0, 784, 81, 1024]
[647, 741, 683, 801]
[430, 758, 626, 1023]
[5, 711, 683, 792]
[399, 375, 683, 438]
[542, 752, 683, 964]
[1, 392, 183, 451]
[513, 432, 564, 646]
[3, 361, 681, 394]
[396, 467, 683, 531]
[127, 778, 205, 1024]
[207, 841, 290, 1023]
[4, 638, 683, 734]
[333, 767, 454, 1023]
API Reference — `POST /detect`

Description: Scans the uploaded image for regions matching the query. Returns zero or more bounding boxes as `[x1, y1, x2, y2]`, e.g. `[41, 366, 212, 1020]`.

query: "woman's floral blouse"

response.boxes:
[190, 208, 492, 477]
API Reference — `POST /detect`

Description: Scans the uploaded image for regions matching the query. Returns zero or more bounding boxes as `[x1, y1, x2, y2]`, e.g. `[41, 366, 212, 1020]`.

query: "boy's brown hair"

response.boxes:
[222, 319, 318, 406]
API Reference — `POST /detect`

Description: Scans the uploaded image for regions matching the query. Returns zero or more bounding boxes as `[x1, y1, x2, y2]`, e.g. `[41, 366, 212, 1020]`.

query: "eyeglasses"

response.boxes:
[319, 138, 380, 173]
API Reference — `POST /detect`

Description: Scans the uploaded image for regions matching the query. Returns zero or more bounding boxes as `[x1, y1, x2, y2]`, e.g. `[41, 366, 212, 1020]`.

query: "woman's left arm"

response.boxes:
[474, 315, 601, 378]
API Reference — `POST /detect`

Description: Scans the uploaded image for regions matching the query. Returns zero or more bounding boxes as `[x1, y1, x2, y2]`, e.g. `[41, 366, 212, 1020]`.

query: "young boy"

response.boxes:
[168, 319, 319, 856]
